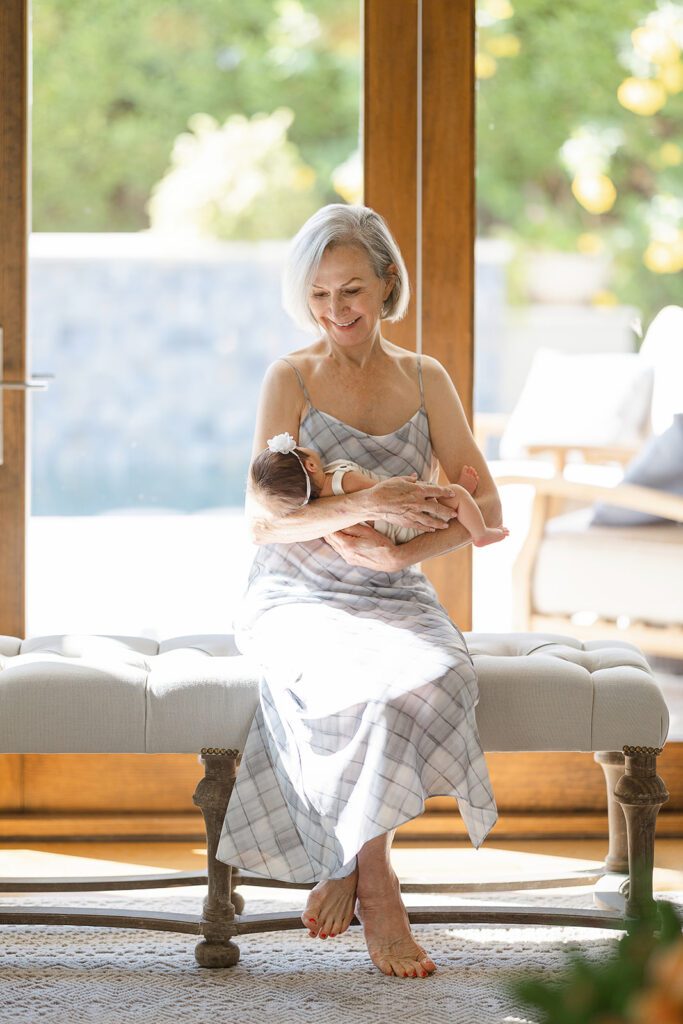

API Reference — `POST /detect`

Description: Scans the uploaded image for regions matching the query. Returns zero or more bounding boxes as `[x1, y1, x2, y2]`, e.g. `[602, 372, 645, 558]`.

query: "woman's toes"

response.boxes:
[301, 911, 319, 935]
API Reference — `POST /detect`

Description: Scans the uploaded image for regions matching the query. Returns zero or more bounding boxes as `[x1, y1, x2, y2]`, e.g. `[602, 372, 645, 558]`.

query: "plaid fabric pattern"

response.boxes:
[216, 359, 498, 882]
[323, 457, 424, 544]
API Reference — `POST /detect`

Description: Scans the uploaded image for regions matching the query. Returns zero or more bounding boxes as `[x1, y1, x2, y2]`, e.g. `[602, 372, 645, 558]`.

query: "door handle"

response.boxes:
[0, 326, 53, 465]
[0, 377, 53, 390]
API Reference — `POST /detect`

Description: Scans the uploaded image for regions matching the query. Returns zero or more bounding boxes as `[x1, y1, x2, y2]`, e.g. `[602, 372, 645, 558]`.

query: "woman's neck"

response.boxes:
[324, 331, 385, 371]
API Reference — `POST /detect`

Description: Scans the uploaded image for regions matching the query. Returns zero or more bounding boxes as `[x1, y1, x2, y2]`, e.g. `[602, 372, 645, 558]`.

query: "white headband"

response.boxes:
[266, 432, 312, 504]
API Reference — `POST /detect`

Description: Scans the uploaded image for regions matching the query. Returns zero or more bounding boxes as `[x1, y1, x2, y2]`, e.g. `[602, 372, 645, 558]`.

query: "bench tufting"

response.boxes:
[0, 632, 668, 753]
[0, 631, 672, 967]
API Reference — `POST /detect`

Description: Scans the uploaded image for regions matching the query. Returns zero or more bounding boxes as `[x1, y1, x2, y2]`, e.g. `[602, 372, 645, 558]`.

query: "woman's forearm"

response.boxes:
[250, 488, 373, 545]
[394, 488, 504, 568]
[395, 517, 471, 566]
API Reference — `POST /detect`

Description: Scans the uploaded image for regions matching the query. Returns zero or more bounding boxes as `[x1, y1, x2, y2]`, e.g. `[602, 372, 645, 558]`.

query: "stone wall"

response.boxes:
[29, 234, 310, 514]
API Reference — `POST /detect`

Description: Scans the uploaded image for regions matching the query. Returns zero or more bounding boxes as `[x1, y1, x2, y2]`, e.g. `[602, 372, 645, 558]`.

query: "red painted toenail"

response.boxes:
[320, 933, 327, 938]
[329, 933, 336, 937]
[309, 917, 316, 923]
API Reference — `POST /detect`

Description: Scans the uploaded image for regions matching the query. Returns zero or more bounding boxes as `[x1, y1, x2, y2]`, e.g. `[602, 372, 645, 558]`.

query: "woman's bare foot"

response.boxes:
[355, 869, 437, 978]
[472, 525, 510, 548]
[301, 865, 358, 939]
[457, 465, 479, 495]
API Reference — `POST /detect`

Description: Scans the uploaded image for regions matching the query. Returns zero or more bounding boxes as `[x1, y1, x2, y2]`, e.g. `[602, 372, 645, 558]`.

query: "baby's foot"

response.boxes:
[472, 526, 510, 548]
[301, 866, 359, 939]
[458, 465, 479, 495]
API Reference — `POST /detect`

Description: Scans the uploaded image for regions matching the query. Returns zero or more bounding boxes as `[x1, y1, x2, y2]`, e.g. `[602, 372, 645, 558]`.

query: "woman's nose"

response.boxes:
[329, 298, 348, 319]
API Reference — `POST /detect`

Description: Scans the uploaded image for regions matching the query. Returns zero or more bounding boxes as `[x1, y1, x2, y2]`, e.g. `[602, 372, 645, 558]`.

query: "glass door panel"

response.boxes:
[27, 0, 362, 638]
[472, 0, 682, 631]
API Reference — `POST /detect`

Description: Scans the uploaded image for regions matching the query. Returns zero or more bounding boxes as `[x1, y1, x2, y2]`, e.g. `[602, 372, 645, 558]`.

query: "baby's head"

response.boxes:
[250, 435, 324, 516]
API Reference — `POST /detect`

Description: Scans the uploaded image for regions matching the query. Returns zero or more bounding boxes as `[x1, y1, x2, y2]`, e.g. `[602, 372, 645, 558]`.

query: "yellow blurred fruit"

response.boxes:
[644, 240, 683, 273]
[618, 77, 668, 115]
[293, 166, 316, 190]
[577, 232, 604, 254]
[659, 142, 683, 166]
[482, 0, 514, 21]
[571, 173, 617, 214]
[632, 25, 680, 66]
[592, 290, 618, 307]
[475, 52, 498, 79]
[486, 33, 521, 57]
[660, 62, 683, 93]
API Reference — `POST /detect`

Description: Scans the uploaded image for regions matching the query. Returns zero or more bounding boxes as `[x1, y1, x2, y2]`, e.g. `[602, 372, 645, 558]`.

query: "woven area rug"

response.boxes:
[1, 885, 681, 1024]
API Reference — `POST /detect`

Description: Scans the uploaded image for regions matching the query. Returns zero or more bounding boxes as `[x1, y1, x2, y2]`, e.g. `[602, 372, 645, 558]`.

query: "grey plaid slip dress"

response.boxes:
[216, 356, 498, 883]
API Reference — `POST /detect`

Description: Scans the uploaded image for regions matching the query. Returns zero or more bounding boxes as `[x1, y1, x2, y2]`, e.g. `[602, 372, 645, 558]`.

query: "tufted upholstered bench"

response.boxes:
[0, 631, 671, 968]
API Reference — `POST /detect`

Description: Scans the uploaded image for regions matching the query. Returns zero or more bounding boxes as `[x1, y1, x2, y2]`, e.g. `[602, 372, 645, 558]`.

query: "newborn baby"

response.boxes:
[251, 432, 509, 548]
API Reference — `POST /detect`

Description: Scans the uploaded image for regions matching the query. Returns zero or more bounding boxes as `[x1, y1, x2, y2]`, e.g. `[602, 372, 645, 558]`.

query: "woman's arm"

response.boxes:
[246, 359, 461, 545]
[325, 357, 503, 570]
[386, 359, 503, 567]
[422, 356, 503, 526]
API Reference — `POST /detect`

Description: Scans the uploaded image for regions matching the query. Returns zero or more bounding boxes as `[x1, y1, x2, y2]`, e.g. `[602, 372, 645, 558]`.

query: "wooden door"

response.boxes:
[364, 0, 474, 630]
[0, 0, 28, 641]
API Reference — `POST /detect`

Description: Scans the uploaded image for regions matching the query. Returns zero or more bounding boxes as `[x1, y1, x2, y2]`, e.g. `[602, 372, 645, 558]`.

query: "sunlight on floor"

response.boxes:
[1, 841, 680, 892]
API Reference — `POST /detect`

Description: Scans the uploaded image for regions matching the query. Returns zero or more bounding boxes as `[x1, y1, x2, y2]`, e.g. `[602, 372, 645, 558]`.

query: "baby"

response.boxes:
[251, 432, 509, 548]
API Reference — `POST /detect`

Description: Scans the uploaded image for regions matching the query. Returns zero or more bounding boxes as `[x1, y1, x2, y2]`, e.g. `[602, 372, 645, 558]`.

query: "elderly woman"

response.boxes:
[217, 204, 502, 979]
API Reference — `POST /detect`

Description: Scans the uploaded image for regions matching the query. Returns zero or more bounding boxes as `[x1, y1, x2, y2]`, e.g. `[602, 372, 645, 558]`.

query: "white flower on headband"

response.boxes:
[267, 432, 298, 455]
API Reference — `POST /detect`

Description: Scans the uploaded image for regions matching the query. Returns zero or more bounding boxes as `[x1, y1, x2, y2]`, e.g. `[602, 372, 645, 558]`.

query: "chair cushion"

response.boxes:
[0, 632, 668, 754]
[591, 413, 683, 526]
[535, 507, 683, 627]
[499, 348, 653, 459]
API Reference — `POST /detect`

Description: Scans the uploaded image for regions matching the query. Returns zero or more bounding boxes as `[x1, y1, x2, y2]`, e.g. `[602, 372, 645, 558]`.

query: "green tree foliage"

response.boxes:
[477, 0, 683, 321]
[31, 0, 360, 232]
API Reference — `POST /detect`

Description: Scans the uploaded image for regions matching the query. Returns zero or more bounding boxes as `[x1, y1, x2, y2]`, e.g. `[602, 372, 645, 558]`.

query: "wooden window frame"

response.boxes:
[365, 0, 475, 629]
[0, 0, 29, 639]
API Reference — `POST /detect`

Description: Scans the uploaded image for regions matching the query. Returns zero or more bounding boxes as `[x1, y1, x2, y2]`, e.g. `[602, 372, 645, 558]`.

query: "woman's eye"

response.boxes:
[344, 289, 360, 295]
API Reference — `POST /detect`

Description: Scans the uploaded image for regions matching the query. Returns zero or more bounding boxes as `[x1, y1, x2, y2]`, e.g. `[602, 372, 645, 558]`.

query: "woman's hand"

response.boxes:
[323, 524, 405, 572]
[365, 475, 458, 531]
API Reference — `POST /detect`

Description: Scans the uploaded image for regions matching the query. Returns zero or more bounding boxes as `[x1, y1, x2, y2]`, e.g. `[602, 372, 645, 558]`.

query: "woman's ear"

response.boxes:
[383, 263, 398, 300]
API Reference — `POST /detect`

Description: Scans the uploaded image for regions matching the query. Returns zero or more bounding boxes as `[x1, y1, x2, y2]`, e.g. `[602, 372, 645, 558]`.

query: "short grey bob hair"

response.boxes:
[282, 204, 410, 332]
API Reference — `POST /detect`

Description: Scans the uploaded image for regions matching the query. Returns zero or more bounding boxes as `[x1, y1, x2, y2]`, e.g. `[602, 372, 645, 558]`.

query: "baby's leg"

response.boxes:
[441, 485, 509, 548]
[457, 465, 479, 495]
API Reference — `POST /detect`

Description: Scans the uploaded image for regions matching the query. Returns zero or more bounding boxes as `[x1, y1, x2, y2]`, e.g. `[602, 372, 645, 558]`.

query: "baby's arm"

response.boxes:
[319, 469, 376, 498]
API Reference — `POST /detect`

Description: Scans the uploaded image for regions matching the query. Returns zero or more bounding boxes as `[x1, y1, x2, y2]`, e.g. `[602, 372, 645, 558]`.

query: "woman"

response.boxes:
[217, 204, 502, 979]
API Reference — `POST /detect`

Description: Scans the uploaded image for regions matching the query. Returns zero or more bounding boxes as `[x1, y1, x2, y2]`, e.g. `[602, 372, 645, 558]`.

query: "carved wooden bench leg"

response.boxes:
[192, 748, 241, 968]
[614, 745, 669, 925]
[230, 876, 245, 915]
[594, 751, 629, 872]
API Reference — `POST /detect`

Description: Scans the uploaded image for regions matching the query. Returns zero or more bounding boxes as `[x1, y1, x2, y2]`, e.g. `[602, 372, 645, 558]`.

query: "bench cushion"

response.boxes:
[0, 632, 668, 754]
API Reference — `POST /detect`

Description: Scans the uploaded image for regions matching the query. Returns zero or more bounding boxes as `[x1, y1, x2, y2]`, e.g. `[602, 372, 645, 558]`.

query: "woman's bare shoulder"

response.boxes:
[381, 343, 448, 384]
[279, 339, 327, 363]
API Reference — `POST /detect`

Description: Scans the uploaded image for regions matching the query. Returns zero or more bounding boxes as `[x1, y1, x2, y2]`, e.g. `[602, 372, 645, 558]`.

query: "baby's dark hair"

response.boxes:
[250, 448, 318, 515]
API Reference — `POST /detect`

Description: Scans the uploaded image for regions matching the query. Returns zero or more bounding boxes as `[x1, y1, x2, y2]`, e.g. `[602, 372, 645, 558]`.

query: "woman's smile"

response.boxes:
[329, 315, 361, 330]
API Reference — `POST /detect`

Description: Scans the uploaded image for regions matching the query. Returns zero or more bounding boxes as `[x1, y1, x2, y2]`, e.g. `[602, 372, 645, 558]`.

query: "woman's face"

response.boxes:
[308, 243, 393, 347]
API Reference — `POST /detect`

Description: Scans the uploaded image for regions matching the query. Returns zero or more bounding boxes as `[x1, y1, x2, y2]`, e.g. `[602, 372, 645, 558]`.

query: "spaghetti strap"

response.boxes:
[279, 358, 313, 407]
[416, 354, 426, 410]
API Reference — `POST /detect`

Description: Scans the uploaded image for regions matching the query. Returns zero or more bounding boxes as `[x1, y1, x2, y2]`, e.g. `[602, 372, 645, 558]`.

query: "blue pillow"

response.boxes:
[591, 414, 683, 526]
